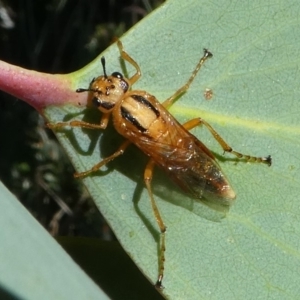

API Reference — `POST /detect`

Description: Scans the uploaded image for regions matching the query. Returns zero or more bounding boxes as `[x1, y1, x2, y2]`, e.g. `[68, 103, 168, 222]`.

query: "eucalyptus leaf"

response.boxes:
[45, 0, 300, 299]
[0, 182, 108, 300]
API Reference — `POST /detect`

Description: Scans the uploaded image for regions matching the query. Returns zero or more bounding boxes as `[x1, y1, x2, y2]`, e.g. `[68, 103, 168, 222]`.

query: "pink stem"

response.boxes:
[0, 60, 87, 113]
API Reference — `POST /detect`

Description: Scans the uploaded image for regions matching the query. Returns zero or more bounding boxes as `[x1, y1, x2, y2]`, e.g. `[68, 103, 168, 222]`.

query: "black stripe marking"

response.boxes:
[131, 95, 160, 117]
[120, 106, 147, 133]
[92, 98, 115, 110]
[101, 101, 115, 110]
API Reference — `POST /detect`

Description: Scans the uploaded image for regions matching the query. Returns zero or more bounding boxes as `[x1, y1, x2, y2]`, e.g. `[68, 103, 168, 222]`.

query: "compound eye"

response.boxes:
[111, 72, 123, 79]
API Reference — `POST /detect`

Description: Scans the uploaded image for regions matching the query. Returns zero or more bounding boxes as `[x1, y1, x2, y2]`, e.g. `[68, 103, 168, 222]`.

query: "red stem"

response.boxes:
[0, 60, 87, 113]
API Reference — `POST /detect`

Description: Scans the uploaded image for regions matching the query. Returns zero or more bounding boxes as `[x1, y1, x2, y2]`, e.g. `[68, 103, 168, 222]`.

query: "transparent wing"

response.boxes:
[134, 125, 236, 206]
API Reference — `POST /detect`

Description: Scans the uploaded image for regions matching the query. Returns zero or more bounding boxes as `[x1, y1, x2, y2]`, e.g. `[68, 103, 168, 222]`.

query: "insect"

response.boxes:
[49, 40, 272, 289]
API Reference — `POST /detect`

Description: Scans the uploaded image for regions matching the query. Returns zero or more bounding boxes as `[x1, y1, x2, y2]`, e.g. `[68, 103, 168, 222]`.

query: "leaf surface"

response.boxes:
[43, 0, 300, 299]
[0, 182, 109, 300]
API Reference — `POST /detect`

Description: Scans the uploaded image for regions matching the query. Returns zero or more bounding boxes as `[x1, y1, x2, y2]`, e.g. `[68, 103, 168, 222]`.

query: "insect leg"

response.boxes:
[117, 40, 141, 85]
[183, 118, 272, 165]
[144, 159, 166, 289]
[47, 113, 111, 130]
[74, 140, 131, 178]
[162, 49, 213, 109]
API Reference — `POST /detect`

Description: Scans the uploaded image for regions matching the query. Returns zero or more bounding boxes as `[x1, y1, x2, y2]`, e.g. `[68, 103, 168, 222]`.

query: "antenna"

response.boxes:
[101, 57, 107, 78]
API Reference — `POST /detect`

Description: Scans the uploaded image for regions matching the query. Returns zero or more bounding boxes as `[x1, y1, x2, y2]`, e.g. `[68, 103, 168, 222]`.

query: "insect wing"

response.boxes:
[168, 138, 236, 205]
[135, 128, 236, 206]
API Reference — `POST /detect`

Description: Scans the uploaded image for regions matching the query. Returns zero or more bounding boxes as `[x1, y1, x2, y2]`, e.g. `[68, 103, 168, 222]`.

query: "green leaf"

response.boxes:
[44, 0, 300, 299]
[0, 182, 109, 300]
